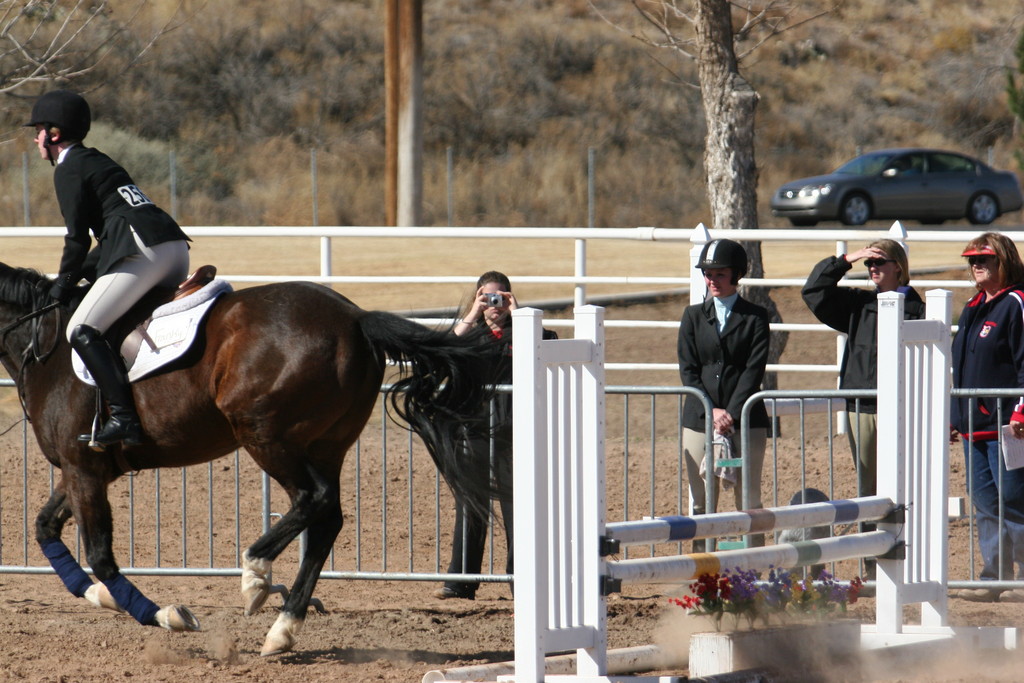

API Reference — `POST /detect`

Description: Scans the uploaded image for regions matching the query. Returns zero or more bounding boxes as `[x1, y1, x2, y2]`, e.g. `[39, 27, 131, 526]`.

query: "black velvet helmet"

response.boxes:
[24, 90, 91, 141]
[697, 238, 748, 280]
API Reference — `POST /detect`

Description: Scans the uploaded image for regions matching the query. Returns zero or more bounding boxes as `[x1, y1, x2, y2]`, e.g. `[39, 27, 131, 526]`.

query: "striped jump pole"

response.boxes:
[605, 495, 895, 548]
[606, 529, 897, 585]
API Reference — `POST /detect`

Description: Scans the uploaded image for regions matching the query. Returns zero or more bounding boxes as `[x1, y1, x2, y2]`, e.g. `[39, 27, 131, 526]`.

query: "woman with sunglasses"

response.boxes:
[802, 240, 925, 509]
[950, 232, 1024, 602]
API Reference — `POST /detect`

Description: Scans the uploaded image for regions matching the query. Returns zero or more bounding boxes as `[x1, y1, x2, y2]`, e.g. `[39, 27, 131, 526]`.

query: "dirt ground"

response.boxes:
[1, 271, 1023, 683]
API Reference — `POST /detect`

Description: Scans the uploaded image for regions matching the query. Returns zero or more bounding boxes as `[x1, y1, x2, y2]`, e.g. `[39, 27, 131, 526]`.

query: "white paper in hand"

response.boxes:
[1000, 425, 1024, 470]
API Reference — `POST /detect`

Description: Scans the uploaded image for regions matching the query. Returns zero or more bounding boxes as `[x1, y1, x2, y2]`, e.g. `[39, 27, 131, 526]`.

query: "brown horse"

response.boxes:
[0, 263, 499, 656]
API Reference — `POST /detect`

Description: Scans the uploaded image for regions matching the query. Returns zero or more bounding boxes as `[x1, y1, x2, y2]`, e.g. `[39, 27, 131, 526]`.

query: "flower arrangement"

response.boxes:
[669, 567, 863, 631]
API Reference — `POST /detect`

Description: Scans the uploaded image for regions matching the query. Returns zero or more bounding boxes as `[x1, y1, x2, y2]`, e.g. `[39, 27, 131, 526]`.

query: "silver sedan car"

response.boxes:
[770, 148, 1023, 227]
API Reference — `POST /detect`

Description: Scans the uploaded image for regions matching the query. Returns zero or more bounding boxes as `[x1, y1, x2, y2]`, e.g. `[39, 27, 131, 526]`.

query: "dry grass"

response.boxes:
[1, 0, 1019, 233]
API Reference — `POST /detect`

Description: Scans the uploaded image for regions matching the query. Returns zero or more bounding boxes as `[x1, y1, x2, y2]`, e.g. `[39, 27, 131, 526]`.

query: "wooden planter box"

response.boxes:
[689, 620, 861, 678]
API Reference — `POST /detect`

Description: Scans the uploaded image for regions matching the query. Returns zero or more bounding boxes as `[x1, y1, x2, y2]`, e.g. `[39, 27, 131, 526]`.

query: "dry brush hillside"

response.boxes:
[0, 0, 1020, 231]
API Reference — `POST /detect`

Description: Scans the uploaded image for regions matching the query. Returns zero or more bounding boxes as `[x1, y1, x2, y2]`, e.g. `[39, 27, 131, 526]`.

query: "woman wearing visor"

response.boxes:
[951, 233, 1024, 602]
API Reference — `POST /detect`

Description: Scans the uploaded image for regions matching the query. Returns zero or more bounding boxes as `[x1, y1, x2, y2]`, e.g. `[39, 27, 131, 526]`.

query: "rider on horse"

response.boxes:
[26, 90, 192, 449]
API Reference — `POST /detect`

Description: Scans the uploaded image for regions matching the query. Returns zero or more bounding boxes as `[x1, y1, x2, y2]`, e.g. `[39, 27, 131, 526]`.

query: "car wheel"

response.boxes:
[967, 193, 999, 225]
[789, 218, 819, 227]
[839, 194, 871, 226]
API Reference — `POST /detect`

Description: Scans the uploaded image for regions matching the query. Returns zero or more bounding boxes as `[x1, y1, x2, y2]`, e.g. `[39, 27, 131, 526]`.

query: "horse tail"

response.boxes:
[357, 311, 502, 511]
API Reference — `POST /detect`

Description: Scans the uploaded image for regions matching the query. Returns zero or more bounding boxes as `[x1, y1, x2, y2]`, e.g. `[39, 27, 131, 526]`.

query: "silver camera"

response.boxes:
[484, 292, 504, 307]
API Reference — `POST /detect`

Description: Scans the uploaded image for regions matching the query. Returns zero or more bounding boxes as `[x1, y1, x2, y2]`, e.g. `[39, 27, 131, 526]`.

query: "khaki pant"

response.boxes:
[845, 410, 878, 579]
[845, 410, 877, 498]
[683, 426, 767, 514]
[683, 426, 767, 550]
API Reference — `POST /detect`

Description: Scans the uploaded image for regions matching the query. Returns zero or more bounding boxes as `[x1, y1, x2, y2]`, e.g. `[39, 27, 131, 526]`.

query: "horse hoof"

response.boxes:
[155, 605, 201, 631]
[260, 613, 303, 656]
[241, 552, 272, 616]
[243, 584, 270, 616]
[84, 582, 124, 612]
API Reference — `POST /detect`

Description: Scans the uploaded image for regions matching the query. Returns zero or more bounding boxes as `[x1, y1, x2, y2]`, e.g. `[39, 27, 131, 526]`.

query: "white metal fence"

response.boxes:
[0, 222, 1017, 592]
[0, 220, 1001, 377]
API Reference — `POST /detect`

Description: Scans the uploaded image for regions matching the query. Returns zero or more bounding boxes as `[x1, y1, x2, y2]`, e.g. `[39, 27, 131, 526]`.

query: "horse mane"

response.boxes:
[0, 263, 54, 311]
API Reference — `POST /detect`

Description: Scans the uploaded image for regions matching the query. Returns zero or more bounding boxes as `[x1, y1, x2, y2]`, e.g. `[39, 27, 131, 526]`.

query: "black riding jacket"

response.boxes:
[677, 295, 771, 431]
[50, 144, 190, 295]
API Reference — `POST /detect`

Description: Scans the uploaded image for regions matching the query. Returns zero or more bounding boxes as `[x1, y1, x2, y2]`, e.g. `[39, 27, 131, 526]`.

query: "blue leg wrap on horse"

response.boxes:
[39, 538, 92, 598]
[103, 574, 159, 625]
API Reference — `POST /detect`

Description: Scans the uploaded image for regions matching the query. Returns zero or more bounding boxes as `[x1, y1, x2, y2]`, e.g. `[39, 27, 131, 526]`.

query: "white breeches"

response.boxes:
[66, 232, 189, 341]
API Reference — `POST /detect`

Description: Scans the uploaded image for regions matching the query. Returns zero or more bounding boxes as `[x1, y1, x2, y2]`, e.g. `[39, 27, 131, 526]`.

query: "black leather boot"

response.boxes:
[70, 325, 143, 449]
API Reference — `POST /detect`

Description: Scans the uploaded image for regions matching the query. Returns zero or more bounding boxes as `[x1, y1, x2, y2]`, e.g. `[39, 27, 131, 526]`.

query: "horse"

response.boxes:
[0, 262, 501, 656]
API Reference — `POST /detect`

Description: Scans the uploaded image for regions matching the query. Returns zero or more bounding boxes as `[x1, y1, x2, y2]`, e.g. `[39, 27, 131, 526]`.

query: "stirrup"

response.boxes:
[78, 415, 143, 451]
[79, 403, 105, 451]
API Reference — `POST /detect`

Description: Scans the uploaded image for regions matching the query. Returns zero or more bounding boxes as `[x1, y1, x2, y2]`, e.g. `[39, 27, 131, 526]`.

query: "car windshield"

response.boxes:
[833, 153, 895, 176]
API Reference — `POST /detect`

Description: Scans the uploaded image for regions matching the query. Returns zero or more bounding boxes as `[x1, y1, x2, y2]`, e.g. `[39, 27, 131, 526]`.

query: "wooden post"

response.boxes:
[384, 0, 423, 227]
[384, 0, 398, 226]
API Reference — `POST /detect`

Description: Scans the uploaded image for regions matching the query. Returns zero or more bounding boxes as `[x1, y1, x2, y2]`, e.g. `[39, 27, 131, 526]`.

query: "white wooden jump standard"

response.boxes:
[497, 294, 1015, 683]
[863, 291, 1011, 649]
[510, 306, 608, 683]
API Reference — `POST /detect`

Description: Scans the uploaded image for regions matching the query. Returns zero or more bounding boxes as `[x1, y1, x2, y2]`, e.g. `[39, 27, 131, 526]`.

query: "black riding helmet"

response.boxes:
[697, 238, 748, 283]
[24, 90, 91, 142]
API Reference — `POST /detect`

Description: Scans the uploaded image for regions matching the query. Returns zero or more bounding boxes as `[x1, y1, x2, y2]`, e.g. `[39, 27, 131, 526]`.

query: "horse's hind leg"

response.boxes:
[260, 510, 342, 656]
[240, 458, 343, 656]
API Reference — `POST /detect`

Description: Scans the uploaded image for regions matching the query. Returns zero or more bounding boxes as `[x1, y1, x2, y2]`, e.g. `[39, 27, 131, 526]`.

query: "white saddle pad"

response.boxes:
[73, 279, 233, 386]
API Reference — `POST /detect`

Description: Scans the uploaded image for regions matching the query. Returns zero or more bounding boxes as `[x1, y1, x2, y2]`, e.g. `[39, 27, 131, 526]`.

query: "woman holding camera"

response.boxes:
[435, 271, 556, 600]
[453, 272, 519, 337]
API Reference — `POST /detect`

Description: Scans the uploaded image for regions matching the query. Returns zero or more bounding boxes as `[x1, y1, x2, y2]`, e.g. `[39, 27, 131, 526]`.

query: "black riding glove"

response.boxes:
[48, 274, 75, 305]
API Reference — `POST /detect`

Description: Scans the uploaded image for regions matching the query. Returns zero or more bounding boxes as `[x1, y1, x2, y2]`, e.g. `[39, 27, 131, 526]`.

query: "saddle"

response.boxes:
[72, 265, 233, 386]
[171, 264, 217, 302]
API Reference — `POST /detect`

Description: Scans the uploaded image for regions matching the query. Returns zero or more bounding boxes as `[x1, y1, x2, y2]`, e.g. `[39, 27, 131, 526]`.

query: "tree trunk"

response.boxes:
[695, 0, 787, 391]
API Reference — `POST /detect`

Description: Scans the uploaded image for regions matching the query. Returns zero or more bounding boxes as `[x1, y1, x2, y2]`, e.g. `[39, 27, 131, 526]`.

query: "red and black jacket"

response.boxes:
[951, 286, 1024, 441]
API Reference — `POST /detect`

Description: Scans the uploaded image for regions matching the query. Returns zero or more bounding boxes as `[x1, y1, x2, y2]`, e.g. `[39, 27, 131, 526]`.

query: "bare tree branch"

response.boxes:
[611, 0, 835, 66]
[732, 3, 833, 62]
[631, 1, 697, 59]
[0, 0, 197, 96]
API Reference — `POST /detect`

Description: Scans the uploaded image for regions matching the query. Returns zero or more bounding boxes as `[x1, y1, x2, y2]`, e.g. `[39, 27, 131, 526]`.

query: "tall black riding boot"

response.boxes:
[70, 324, 143, 449]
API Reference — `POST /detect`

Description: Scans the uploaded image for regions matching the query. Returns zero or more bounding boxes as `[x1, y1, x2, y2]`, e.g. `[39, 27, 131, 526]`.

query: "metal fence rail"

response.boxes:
[0, 382, 1013, 591]
[0, 223, 986, 379]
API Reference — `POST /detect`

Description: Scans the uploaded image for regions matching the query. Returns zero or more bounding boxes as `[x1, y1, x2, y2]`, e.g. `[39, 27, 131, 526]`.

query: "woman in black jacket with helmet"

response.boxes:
[26, 90, 191, 449]
[678, 238, 770, 542]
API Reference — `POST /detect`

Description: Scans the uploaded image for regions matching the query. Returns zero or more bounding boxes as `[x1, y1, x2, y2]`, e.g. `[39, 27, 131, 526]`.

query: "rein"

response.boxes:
[0, 300, 61, 354]
[28, 301, 62, 363]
